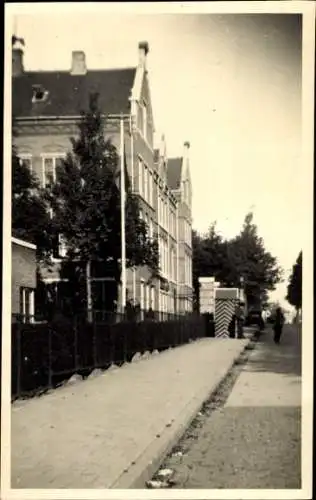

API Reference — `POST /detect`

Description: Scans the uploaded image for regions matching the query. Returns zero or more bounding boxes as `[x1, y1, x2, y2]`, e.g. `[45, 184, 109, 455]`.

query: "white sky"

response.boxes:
[10, 5, 310, 308]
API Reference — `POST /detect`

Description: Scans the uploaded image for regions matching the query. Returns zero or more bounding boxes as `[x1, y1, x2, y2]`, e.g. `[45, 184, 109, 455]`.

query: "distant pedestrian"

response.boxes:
[273, 307, 285, 344]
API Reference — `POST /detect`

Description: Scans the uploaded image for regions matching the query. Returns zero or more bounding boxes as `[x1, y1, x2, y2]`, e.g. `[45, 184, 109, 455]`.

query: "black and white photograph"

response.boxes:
[2, 1, 314, 498]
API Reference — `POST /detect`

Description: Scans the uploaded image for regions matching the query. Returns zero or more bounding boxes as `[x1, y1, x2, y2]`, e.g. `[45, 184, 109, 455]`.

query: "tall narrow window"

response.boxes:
[149, 171, 153, 206]
[138, 158, 143, 196]
[19, 287, 34, 322]
[143, 102, 147, 140]
[19, 155, 33, 173]
[147, 169, 150, 203]
[55, 156, 64, 183]
[144, 165, 148, 201]
[42, 155, 65, 187]
[140, 281, 145, 310]
[145, 284, 150, 311]
[43, 157, 54, 187]
[151, 286, 155, 310]
[149, 219, 153, 239]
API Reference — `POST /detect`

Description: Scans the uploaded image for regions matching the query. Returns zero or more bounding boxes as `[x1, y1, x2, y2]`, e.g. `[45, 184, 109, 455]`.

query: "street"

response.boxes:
[152, 324, 301, 489]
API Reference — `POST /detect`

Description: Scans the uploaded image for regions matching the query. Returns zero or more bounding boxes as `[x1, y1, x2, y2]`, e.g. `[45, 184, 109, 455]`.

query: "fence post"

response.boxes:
[93, 320, 97, 367]
[110, 326, 115, 366]
[16, 322, 22, 398]
[123, 329, 127, 363]
[74, 317, 78, 372]
[48, 326, 52, 389]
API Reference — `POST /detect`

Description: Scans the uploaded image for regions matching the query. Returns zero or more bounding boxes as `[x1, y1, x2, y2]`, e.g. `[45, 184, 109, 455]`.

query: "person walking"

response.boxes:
[273, 307, 285, 344]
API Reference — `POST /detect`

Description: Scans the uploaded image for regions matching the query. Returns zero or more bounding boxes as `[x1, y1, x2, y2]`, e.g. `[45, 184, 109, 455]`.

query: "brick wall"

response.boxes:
[12, 241, 36, 315]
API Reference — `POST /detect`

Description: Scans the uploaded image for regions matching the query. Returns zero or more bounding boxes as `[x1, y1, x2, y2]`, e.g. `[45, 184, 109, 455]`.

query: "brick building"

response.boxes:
[12, 38, 193, 315]
[11, 236, 37, 320]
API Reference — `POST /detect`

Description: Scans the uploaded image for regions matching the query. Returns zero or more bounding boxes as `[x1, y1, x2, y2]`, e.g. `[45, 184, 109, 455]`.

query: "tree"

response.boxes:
[48, 93, 158, 309]
[192, 213, 283, 310]
[225, 213, 283, 306]
[12, 145, 53, 263]
[286, 251, 302, 311]
[192, 223, 233, 310]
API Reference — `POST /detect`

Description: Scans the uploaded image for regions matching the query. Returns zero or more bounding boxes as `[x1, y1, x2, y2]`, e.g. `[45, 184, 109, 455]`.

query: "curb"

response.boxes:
[110, 338, 252, 488]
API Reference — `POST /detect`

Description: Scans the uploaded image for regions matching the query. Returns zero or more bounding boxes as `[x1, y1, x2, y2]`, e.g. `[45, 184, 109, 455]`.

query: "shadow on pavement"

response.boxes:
[244, 325, 301, 378]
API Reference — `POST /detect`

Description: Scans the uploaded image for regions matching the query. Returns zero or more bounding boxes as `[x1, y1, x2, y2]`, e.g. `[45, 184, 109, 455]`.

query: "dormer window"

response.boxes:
[32, 84, 48, 103]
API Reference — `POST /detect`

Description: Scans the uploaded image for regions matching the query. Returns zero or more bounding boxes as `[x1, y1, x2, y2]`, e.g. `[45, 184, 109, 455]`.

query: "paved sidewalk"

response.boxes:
[157, 325, 302, 489]
[11, 337, 249, 489]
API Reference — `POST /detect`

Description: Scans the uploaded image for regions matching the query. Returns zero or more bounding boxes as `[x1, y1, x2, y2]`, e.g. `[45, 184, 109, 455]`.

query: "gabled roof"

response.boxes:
[12, 68, 136, 117]
[167, 157, 182, 190]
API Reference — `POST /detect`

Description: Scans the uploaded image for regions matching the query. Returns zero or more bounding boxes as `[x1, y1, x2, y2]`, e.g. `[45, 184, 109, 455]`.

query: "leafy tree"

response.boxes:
[12, 145, 53, 263]
[225, 213, 283, 306]
[192, 223, 232, 310]
[47, 93, 158, 309]
[286, 251, 302, 311]
[192, 213, 283, 309]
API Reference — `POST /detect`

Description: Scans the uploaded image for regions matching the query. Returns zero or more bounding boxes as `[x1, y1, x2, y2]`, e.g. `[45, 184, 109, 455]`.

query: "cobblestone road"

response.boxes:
[153, 325, 301, 489]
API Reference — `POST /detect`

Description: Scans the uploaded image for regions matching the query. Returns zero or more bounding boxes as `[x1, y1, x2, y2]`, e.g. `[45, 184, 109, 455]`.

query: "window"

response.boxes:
[149, 219, 153, 239]
[151, 286, 155, 310]
[143, 102, 147, 139]
[144, 165, 148, 201]
[140, 281, 145, 310]
[174, 249, 177, 281]
[55, 157, 64, 179]
[158, 197, 162, 225]
[165, 241, 168, 276]
[43, 157, 54, 187]
[32, 84, 48, 103]
[145, 285, 150, 311]
[42, 155, 65, 188]
[19, 155, 32, 173]
[138, 158, 143, 196]
[55, 234, 67, 259]
[165, 202, 168, 229]
[149, 172, 153, 206]
[146, 169, 150, 203]
[170, 250, 173, 282]
[19, 287, 34, 322]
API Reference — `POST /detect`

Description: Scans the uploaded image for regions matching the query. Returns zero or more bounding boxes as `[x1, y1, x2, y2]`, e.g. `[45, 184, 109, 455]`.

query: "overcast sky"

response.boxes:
[10, 4, 311, 308]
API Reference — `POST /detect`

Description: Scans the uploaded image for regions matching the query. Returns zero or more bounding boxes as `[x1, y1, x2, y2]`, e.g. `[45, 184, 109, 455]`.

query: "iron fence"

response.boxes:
[11, 309, 205, 399]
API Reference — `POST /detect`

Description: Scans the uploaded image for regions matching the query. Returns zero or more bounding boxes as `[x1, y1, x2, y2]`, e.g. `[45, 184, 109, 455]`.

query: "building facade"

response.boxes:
[12, 39, 193, 316]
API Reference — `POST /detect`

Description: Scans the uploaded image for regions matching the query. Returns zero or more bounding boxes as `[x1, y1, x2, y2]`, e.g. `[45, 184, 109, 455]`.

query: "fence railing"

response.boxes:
[12, 309, 189, 324]
[11, 310, 205, 400]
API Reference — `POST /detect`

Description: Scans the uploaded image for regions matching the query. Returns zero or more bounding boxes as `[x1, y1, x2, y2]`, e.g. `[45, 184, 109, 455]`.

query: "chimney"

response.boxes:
[70, 51, 87, 75]
[183, 140, 190, 159]
[138, 41, 149, 68]
[160, 134, 167, 158]
[12, 36, 24, 77]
